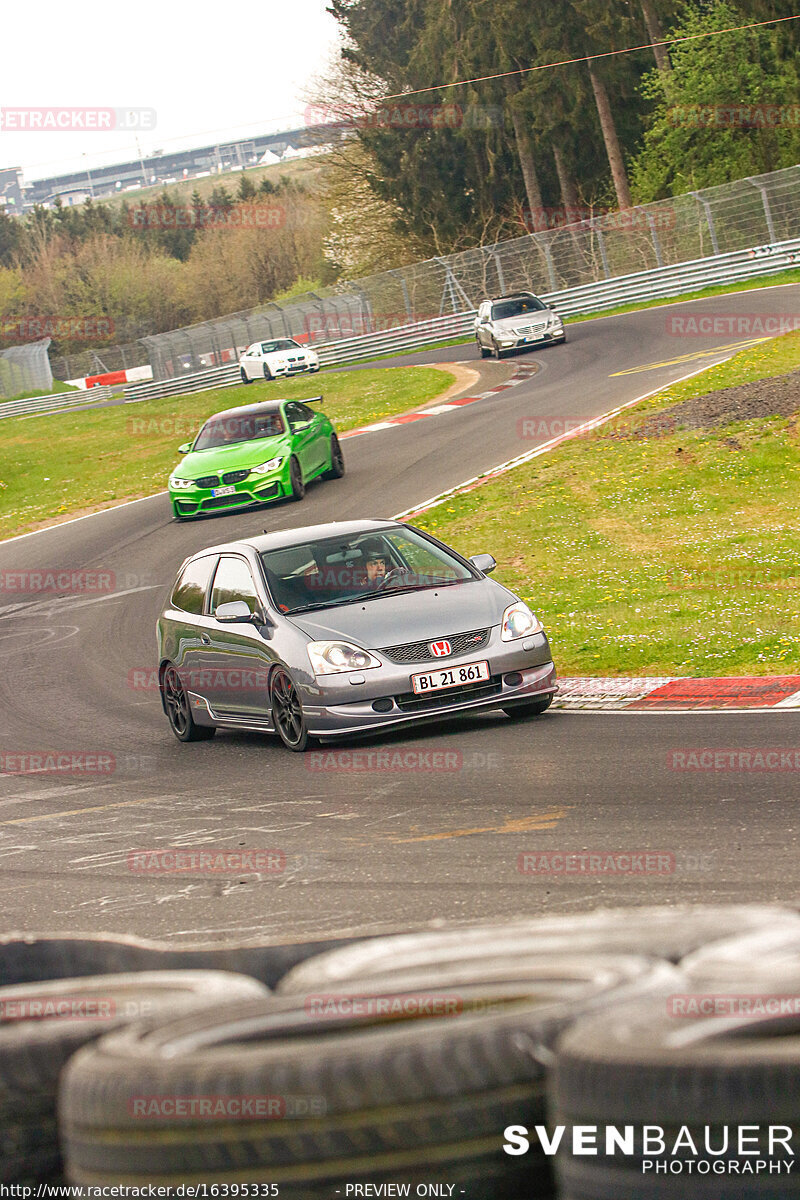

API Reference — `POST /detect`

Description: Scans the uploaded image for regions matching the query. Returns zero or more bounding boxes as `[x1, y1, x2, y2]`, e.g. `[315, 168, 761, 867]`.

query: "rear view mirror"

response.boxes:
[470, 554, 497, 575]
[215, 601, 255, 623]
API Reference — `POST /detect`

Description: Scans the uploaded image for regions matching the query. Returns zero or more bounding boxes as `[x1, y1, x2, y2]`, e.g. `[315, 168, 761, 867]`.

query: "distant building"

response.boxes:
[0, 167, 24, 215]
[15, 123, 345, 212]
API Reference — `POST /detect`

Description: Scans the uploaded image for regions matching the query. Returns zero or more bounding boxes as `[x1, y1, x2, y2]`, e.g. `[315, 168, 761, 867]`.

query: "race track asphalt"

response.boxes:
[1, 286, 798, 940]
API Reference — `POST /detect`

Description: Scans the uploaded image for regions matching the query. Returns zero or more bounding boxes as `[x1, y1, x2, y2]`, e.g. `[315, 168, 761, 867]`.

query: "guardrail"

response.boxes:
[0, 385, 114, 421]
[106, 236, 799, 404]
[549, 238, 800, 317]
[124, 363, 242, 404]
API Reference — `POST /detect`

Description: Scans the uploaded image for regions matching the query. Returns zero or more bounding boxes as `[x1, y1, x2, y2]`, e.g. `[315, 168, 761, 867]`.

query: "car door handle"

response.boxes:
[201, 634, 211, 645]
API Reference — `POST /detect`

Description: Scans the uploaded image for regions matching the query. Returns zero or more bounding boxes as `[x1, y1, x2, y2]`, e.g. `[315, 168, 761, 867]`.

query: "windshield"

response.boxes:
[491, 297, 546, 320]
[260, 527, 475, 613]
[193, 409, 285, 451]
[261, 339, 300, 353]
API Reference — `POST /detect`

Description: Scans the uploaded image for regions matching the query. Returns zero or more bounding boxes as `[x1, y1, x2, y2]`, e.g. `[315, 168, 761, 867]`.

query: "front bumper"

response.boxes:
[170, 469, 289, 518]
[499, 327, 564, 349]
[298, 632, 556, 736]
[270, 360, 319, 376]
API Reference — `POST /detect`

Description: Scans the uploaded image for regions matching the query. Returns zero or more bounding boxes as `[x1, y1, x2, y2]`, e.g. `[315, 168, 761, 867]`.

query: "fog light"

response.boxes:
[504, 672, 523, 687]
[372, 698, 394, 713]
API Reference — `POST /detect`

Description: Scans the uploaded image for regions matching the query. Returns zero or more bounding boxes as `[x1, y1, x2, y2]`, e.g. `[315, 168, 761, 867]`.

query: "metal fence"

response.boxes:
[50, 163, 800, 383]
[119, 238, 800, 403]
[0, 339, 53, 399]
[0, 386, 113, 422]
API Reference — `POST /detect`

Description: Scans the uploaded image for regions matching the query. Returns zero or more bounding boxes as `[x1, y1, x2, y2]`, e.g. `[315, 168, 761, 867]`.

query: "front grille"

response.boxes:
[221, 470, 250, 485]
[202, 493, 253, 510]
[380, 628, 490, 665]
[195, 474, 220, 489]
[395, 676, 502, 713]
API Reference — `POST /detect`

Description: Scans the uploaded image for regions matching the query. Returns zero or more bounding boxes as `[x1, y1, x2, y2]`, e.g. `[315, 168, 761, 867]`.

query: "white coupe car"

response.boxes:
[239, 339, 320, 382]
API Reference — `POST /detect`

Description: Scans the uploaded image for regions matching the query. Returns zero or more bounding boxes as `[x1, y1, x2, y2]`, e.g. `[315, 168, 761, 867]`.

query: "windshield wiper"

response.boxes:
[347, 581, 465, 603]
[283, 599, 352, 614]
[284, 580, 466, 614]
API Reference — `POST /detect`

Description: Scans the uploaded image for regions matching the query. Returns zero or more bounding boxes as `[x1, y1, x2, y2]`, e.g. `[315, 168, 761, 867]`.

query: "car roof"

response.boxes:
[188, 519, 403, 559]
[200, 399, 291, 421]
[488, 291, 540, 302]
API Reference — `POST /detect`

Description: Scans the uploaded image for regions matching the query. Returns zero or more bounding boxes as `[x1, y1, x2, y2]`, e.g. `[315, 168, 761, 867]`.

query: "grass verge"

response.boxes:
[413, 332, 800, 677]
[0, 366, 452, 540]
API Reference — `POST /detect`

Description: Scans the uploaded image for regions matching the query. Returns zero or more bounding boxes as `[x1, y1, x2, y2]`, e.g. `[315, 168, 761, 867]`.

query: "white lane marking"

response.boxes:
[775, 690, 800, 708]
[0, 625, 79, 656]
[0, 585, 161, 620]
[393, 357, 735, 519]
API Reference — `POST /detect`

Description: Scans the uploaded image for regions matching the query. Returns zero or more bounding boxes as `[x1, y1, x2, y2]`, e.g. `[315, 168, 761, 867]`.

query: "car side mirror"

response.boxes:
[215, 600, 255, 623]
[470, 553, 497, 575]
[547, 303, 556, 311]
[178, 442, 192, 454]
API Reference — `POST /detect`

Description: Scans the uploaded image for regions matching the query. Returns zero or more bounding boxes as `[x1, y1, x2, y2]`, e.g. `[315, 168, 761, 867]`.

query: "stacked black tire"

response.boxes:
[1, 905, 799, 1196]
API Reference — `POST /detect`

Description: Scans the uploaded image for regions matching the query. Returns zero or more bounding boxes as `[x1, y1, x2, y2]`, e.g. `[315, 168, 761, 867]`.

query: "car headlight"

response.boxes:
[251, 457, 285, 475]
[307, 641, 381, 675]
[169, 477, 195, 490]
[501, 601, 544, 641]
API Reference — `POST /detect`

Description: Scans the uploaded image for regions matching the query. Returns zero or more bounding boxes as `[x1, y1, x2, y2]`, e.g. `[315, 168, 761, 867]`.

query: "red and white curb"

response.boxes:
[554, 676, 800, 711]
[339, 363, 537, 440]
[65, 365, 153, 390]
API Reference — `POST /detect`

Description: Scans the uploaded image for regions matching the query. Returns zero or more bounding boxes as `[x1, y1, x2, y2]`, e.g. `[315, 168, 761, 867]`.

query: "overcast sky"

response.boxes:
[0, 0, 342, 181]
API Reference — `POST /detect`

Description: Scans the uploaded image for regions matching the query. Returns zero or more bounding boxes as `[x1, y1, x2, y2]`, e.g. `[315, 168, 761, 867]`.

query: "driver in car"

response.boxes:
[359, 539, 389, 588]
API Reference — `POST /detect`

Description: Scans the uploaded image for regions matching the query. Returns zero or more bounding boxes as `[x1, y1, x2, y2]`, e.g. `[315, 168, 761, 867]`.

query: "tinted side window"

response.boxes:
[171, 556, 217, 615]
[210, 556, 260, 614]
[285, 402, 314, 429]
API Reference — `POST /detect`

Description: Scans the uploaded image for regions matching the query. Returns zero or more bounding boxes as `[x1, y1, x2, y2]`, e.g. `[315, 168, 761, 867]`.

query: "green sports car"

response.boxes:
[168, 397, 345, 520]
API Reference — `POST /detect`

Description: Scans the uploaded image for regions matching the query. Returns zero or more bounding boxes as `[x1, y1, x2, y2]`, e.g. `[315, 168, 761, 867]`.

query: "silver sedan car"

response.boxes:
[157, 520, 557, 751]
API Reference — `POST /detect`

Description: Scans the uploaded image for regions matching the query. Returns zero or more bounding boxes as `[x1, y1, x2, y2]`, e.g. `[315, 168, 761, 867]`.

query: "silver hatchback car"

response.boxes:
[157, 519, 557, 751]
[475, 291, 566, 358]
